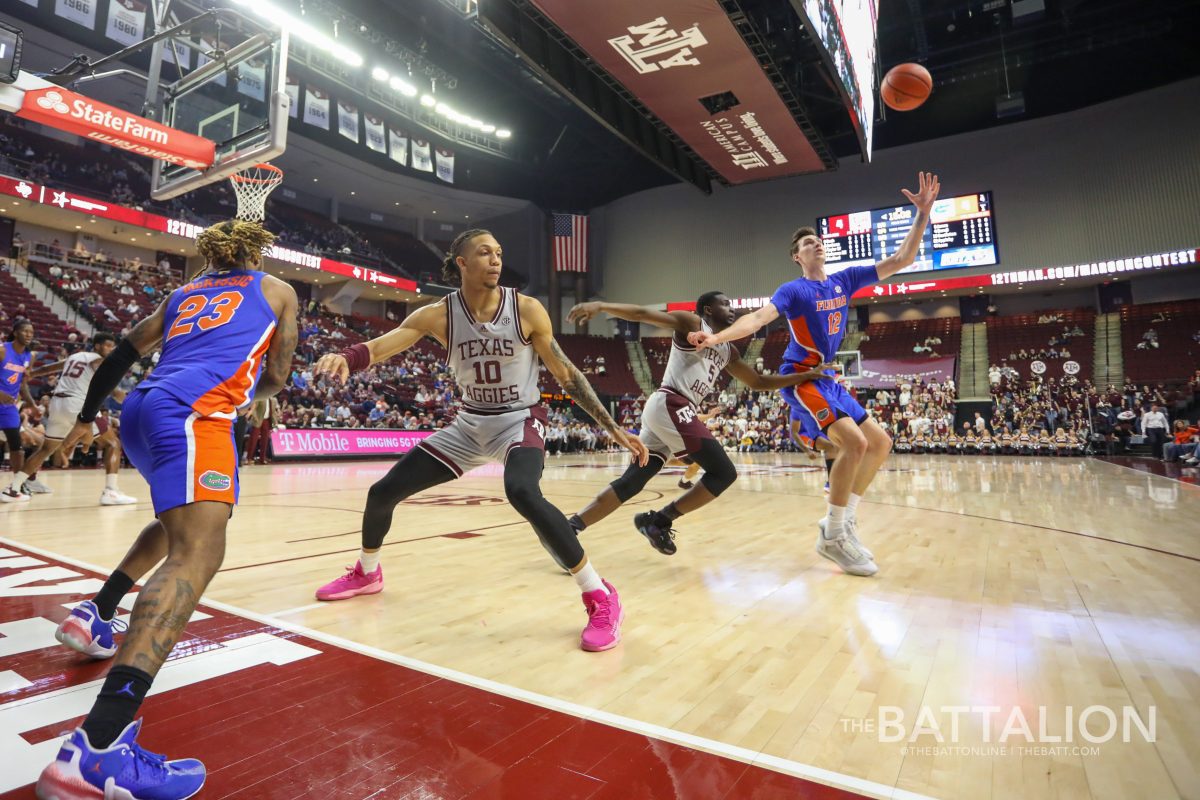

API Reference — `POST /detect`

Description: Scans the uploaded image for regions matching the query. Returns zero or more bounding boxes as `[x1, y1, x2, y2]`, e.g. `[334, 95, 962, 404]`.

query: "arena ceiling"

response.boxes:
[350, 0, 1199, 208]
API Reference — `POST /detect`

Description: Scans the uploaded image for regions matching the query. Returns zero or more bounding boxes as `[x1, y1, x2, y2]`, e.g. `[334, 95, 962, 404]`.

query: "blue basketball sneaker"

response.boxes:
[55, 600, 126, 659]
[35, 719, 205, 800]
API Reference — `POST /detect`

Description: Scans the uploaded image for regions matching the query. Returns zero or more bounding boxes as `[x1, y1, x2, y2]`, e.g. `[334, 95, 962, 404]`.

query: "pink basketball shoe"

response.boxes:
[315, 562, 384, 601]
[580, 580, 624, 652]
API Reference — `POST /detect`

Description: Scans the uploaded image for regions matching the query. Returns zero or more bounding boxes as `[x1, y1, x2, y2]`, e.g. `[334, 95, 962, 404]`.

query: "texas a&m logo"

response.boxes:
[608, 17, 708, 75]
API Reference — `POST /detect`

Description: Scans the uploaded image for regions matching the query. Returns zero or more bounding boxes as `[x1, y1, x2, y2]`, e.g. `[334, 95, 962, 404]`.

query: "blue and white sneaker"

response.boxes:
[55, 600, 126, 659]
[36, 719, 205, 800]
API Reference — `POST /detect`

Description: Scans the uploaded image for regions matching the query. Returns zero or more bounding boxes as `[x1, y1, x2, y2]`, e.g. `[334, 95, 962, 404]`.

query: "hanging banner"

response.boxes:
[237, 59, 266, 102]
[105, 0, 146, 47]
[411, 139, 433, 172]
[284, 77, 299, 119]
[161, 35, 190, 67]
[435, 148, 455, 183]
[303, 87, 330, 129]
[364, 114, 386, 153]
[528, 1, 829, 184]
[195, 37, 226, 86]
[388, 128, 408, 165]
[336, 101, 360, 142]
[55, 0, 98, 27]
[857, 357, 957, 388]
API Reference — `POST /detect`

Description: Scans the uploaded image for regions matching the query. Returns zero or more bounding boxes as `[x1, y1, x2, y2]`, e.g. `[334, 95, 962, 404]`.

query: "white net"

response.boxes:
[229, 163, 284, 222]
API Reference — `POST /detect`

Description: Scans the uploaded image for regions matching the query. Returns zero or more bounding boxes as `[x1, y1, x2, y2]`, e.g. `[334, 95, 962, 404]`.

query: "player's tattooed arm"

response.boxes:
[548, 339, 621, 431]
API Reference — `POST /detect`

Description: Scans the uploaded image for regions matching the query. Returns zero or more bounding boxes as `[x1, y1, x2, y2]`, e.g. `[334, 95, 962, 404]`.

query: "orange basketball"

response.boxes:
[881, 63, 932, 111]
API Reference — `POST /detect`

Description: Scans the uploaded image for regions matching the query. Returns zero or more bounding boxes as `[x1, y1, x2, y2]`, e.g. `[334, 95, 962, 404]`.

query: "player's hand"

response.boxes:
[799, 362, 837, 381]
[566, 302, 602, 324]
[313, 353, 350, 383]
[613, 429, 649, 466]
[688, 330, 717, 351]
[59, 419, 94, 454]
[901, 171, 941, 214]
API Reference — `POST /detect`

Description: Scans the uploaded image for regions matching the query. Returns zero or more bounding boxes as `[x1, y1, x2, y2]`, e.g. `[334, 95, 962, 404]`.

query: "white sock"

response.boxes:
[358, 549, 381, 574]
[105, 474, 119, 491]
[846, 493, 862, 520]
[825, 505, 847, 539]
[572, 562, 607, 594]
[11, 471, 28, 492]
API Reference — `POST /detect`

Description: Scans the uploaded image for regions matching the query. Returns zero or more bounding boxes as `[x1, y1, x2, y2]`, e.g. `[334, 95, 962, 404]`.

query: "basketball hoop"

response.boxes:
[229, 163, 283, 223]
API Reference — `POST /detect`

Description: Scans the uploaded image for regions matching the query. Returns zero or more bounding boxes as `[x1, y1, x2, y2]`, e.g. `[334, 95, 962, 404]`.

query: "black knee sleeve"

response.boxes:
[504, 448, 584, 569]
[2, 427, 19, 452]
[692, 439, 737, 497]
[361, 447, 456, 549]
[608, 454, 665, 502]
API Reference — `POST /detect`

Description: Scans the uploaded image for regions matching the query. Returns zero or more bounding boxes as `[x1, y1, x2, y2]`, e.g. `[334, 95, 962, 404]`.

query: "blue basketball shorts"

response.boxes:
[0, 402, 19, 431]
[778, 363, 868, 432]
[121, 387, 239, 516]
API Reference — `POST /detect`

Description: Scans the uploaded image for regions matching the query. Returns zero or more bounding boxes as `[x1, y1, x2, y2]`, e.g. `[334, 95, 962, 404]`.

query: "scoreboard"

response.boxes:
[817, 191, 998, 274]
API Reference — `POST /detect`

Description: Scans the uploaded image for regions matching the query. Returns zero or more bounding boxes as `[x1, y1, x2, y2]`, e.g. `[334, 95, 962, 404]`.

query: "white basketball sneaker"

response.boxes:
[819, 516, 873, 561]
[100, 488, 138, 506]
[816, 522, 878, 577]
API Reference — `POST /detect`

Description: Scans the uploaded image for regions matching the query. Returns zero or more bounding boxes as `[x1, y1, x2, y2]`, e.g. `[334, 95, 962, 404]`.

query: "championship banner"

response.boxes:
[270, 429, 433, 458]
[105, 0, 146, 46]
[336, 100, 360, 142]
[161, 36, 190, 67]
[411, 139, 433, 172]
[236, 59, 266, 102]
[528, 1, 828, 183]
[388, 128, 408, 165]
[857, 356, 957, 388]
[364, 114, 386, 153]
[15, 85, 214, 170]
[56, 0, 98, 27]
[303, 87, 330, 129]
[284, 77, 299, 119]
[435, 148, 454, 183]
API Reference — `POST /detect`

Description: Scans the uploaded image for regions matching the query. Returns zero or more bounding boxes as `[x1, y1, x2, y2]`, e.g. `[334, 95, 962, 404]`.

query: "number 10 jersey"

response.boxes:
[446, 287, 540, 414]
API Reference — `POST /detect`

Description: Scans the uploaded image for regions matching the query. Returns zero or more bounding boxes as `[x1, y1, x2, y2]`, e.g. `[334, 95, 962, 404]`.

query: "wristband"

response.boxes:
[340, 343, 371, 373]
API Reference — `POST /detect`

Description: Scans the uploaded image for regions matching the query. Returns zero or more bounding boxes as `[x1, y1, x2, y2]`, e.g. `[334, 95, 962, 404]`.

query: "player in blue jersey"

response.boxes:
[0, 318, 36, 503]
[36, 220, 298, 800]
[691, 172, 941, 577]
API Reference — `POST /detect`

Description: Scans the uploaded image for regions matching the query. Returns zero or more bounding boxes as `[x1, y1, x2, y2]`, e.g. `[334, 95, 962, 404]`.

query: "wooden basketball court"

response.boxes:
[2, 453, 1197, 799]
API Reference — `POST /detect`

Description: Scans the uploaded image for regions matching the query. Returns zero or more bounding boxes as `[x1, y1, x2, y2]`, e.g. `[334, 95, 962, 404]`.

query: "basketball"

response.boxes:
[882, 62, 933, 111]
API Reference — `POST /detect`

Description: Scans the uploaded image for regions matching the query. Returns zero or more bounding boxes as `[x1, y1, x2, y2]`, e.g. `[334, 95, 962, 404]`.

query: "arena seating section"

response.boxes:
[1119, 299, 1200, 384]
[0, 269, 79, 353]
[553, 334, 639, 396]
[986, 308, 1094, 380]
[859, 317, 962, 360]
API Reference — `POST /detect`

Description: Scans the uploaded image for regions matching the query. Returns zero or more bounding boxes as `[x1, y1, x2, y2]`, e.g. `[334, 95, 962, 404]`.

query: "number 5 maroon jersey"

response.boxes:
[446, 287, 540, 414]
[139, 270, 277, 417]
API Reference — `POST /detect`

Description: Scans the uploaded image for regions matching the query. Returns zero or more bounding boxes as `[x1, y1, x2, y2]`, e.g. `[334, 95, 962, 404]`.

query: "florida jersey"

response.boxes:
[770, 266, 878, 368]
[139, 270, 277, 417]
[1, 342, 31, 398]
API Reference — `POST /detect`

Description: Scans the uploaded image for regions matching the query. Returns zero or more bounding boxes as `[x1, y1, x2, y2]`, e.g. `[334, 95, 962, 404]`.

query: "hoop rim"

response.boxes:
[230, 163, 284, 185]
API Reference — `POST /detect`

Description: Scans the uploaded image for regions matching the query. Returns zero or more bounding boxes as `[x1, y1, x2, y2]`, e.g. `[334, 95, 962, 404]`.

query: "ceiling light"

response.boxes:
[481, 124, 495, 134]
[435, 103, 451, 116]
[350, 191, 356, 195]
[230, 0, 363, 66]
[468, 119, 483, 129]
[420, 94, 436, 107]
[74, 225, 81, 229]
[394, 202, 399, 206]
[495, 129, 512, 139]
[390, 77, 417, 96]
[464, 215, 469, 219]
[431, 210, 437, 214]
[313, 178, 319, 182]
[371, 67, 389, 81]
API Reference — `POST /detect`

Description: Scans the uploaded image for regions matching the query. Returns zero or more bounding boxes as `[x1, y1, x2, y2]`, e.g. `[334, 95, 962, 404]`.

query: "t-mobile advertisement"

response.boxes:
[270, 429, 433, 458]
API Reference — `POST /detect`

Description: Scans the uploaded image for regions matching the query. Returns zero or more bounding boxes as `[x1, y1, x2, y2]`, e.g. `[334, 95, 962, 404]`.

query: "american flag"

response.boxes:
[552, 212, 589, 273]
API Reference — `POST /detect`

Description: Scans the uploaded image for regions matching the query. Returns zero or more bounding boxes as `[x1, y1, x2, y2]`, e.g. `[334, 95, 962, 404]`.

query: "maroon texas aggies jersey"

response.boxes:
[446, 287, 540, 413]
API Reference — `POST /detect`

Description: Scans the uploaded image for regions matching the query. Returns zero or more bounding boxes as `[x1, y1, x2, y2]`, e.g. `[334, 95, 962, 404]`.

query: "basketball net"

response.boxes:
[229, 163, 284, 223]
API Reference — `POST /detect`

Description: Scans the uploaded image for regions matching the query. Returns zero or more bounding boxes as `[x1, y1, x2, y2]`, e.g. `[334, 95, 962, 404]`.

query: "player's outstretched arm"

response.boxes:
[524, 296, 649, 466]
[313, 300, 446, 382]
[876, 171, 941, 280]
[724, 358, 832, 390]
[688, 303, 779, 350]
[568, 301, 698, 335]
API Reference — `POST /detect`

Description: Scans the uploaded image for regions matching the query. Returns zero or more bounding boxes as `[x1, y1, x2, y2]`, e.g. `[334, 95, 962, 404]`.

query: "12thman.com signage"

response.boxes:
[271, 429, 432, 458]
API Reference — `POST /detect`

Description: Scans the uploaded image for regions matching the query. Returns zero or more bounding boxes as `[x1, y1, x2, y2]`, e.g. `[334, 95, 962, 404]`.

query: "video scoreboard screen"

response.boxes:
[817, 191, 998, 275]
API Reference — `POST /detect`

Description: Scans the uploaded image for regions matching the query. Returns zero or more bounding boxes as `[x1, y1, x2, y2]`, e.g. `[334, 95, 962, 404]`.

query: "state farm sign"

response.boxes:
[17, 87, 215, 170]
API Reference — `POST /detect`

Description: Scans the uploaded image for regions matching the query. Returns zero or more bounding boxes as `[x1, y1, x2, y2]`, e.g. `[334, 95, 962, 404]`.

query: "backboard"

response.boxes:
[149, 16, 288, 200]
[834, 350, 863, 382]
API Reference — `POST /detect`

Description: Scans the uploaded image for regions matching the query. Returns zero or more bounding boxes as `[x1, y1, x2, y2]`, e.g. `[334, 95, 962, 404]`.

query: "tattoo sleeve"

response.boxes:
[550, 339, 622, 433]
